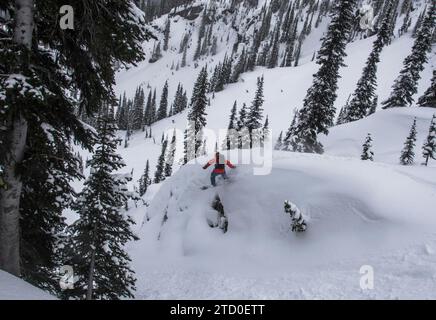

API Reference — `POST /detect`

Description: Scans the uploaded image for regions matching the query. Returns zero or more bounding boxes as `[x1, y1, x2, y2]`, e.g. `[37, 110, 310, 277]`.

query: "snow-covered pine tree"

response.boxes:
[194, 35, 202, 61]
[172, 83, 185, 115]
[231, 48, 246, 83]
[292, 0, 356, 154]
[20, 122, 83, 295]
[246, 76, 265, 148]
[186, 67, 209, 159]
[132, 87, 145, 130]
[154, 138, 168, 183]
[282, 112, 298, 151]
[342, 1, 393, 123]
[400, 118, 418, 165]
[422, 115, 436, 166]
[399, 1, 412, 36]
[361, 133, 375, 161]
[412, 8, 425, 37]
[144, 90, 154, 126]
[67, 114, 138, 300]
[368, 95, 378, 116]
[382, 3, 435, 109]
[284, 201, 307, 233]
[274, 131, 284, 150]
[267, 27, 280, 69]
[181, 45, 188, 67]
[164, 131, 176, 177]
[139, 159, 151, 196]
[157, 80, 169, 120]
[261, 115, 270, 147]
[0, 0, 152, 277]
[222, 101, 238, 150]
[236, 103, 251, 149]
[418, 70, 436, 108]
[211, 36, 218, 55]
[163, 19, 171, 51]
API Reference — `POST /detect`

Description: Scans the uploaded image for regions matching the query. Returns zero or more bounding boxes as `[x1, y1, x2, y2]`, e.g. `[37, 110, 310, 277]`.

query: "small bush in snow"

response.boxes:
[361, 133, 374, 161]
[284, 201, 307, 233]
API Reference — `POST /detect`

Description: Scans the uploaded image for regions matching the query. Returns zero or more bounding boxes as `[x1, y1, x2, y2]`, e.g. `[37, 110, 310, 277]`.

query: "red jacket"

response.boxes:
[203, 154, 235, 173]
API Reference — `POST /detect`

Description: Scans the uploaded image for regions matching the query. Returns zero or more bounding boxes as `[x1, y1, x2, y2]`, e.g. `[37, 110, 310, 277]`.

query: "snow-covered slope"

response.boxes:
[0, 271, 56, 300]
[129, 137, 436, 299]
[108, 0, 436, 299]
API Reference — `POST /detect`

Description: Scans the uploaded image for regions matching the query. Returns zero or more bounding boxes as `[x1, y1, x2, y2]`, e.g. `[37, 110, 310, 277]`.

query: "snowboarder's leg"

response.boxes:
[222, 172, 228, 180]
[211, 172, 217, 187]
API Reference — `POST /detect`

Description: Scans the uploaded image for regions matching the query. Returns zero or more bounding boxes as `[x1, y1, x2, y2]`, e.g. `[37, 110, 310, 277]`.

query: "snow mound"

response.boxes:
[0, 271, 56, 300]
[131, 147, 436, 298]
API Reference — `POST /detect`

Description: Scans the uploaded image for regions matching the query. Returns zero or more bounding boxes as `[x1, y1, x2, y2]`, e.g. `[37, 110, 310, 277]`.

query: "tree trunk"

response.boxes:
[0, 0, 34, 276]
[86, 247, 96, 300]
[0, 116, 28, 276]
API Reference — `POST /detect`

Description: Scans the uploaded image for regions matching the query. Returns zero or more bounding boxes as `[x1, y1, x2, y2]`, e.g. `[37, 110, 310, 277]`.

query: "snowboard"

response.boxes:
[200, 177, 232, 190]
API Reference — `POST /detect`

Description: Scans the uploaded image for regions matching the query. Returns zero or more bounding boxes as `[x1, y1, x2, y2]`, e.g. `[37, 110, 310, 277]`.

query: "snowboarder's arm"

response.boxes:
[226, 160, 236, 169]
[203, 158, 215, 169]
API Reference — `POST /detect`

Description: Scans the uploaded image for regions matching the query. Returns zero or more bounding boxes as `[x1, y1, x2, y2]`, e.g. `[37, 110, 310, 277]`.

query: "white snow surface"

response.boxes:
[71, 0, 436, 299]
[128, 132, 436, 299]
[0, 271, 56, 300]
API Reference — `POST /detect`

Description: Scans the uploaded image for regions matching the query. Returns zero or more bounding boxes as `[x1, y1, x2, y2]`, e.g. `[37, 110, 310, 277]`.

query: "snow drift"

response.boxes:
[0, 271, 56, 300]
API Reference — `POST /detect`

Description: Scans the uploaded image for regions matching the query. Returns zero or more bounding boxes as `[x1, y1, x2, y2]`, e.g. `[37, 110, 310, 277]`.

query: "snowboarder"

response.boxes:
[203, 152, 236, 187]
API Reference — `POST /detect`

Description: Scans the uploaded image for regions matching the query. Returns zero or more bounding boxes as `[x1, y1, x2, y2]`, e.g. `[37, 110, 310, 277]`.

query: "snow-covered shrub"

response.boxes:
[284, 201, 307, 233]
[212, 195, 228, 233]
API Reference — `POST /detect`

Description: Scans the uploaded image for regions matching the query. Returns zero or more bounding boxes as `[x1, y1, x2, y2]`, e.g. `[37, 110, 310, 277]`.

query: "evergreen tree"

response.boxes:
[342, 2, 393, 123]
[194, 35, 202, 61]
[418, 70, 436, 108]
[282, 40, 295, 67]
[261, 115, 270, 147]
[382, 3, 436, 109]
[412, 9, 425, 37]
[132, 87, 145, 130]
[117, 93, 130, 130]
[186, 67, 209, 159]
[274, 131, 284, 150]
[422, 115, 436, 166]
[236, 103, 250, 149]
[284, 201, 307, 233]
[163, 19, 171, 51]
[267, 27, 280, 69]
[361, 133, 374, 161]
[246, 76, 265, 148]
[231, 48, 246, 83]
[138, 160, 151, 197]
[282, 112, 298, 151]
[211, 36, 218, 55]
[222, 101, 238, 150]
[368, 96, 378, 116]
[0, 0, 152, 277]
[68, 115, 138, 300]
[164, 131, 177, 177]
[154, 139, 168, 183]
[181, 46, 188, 67]
[20, 123, 81, 295]
[151, 89, 157, 121]
[400, 118, 418, 165]
[144, 90, 154, 125]
[293, 38, 302, 67]
[292, 0, 356, 153]
[149, 41, 163, 63]
[157, 81, 169, 120]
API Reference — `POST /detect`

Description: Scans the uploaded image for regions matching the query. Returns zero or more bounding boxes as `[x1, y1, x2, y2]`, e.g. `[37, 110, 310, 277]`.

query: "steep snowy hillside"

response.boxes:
[114, 23, 434, 189]
[108, 0, 436, 299]
[0, 271, 56, 300]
